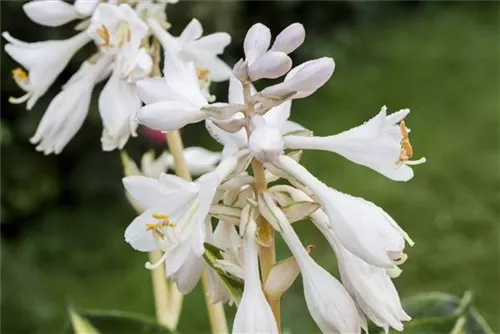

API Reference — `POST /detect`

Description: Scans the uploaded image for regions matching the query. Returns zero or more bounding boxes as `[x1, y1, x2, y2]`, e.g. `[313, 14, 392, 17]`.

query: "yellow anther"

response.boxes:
[397, 120, 414, 163]
[168, 222, 177, 228]
[152, 213, 169, 219]
[96, 25, 111, 46]
[146, 223, 160, 230]
[12, 67, 28, 81]
[196, 67, 210, 81]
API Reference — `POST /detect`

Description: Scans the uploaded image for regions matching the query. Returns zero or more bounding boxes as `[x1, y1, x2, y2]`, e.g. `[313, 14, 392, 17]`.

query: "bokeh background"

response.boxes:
[1, 1, 499, 333]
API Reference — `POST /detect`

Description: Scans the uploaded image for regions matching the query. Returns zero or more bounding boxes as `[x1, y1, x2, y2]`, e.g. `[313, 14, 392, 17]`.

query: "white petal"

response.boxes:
[264, 100, 292, 130]
[243, 23, 271, 64]
[99, 65, 141, 151]
[167, 244, 206, 294]
[136, 77, 175, 104]
[137, 100, 205, 132]
[124, 208, 158, 252]
[74, 0, 100, 16]
[190, 32, 231, 55]
[248, 51, 292, 81]
[179, 18, 203, 45]
[233, 220, 278, 334]
[275, 155, 397, 267]
[248, 116, 284, 163]
[23, 0, 80, 27]
[183, 147, 222, 175]
[271, 23, 306, 54]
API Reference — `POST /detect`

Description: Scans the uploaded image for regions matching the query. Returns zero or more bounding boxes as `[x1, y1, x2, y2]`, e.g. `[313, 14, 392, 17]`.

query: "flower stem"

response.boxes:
[148, 249, 182, 330]
[166, 130, 229, 334]
[243, 82, 281, 331]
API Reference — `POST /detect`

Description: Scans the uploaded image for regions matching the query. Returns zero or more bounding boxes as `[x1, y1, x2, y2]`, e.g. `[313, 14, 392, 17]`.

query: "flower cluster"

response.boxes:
[123, 21, 426, 333]
[3, 0, 231, 154]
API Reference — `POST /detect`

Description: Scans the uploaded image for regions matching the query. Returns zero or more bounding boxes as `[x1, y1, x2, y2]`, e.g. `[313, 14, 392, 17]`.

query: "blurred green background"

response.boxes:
[1, 1, 499, 333]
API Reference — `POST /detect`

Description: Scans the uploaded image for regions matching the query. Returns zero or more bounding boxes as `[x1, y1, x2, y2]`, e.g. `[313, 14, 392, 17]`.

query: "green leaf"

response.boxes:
[69, 306, 99, 334]
[66, 306, 174, 334]
[380, 291, 494, 334]
[203, 242, 244, 304]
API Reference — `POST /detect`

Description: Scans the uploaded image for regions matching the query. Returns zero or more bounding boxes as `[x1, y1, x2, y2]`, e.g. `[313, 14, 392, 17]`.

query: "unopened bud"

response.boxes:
[271, 23, 306, 54]
[248, 51, 292, 81]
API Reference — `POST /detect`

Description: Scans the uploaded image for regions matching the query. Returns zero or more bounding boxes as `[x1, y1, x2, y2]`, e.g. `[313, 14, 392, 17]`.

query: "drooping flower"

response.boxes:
[232, 219, 278, 334]
[148, 18, 232, 82]
[258, 192, 361, 334]
[30, 55, 112, 154]
[283, 106, 426, 181]
[273, 155, 414, 268]
[3, 31, 91, 109]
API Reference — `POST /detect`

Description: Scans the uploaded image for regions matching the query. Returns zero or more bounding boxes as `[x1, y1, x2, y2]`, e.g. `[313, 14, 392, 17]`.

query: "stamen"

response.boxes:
[196, 67, 210, 81]
[405, 157, 427, 166]
[153, 213, 169, 219]
[145, 251, 167, 270]
[396, 120, 416, 163]
[8, 92, 31, 104]
[393, 253, 408, 265]
[96, 25, 111, 46]
[12, 67, 27, 81]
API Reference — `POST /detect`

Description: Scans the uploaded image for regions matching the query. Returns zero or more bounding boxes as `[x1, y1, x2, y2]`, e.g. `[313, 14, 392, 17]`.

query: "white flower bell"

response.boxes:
[232, 219, 278, 334]
[283, 106, 426, 181]
[3, 31, 91, 109]
[30, 55, 112, 154]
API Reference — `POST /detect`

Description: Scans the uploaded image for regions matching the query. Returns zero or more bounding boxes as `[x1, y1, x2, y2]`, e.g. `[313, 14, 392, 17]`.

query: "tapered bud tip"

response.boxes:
[248, 51, 292, 81]
[271, 22, 306, 54]
[244, 23, 271, 64]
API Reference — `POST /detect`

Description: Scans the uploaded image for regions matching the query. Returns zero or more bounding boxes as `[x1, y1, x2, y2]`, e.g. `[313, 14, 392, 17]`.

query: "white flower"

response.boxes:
[239, 23, 307, 82]
[87, 3, 148, 54]
[232, 219, 278, 334]
[169, 147, 222, 176]
[3, 31, 91, 109]
[274, 155, 414, 268]
[136, 52, 244, 132]
[22, 0, 97, 27]
[148, 18, 232, 82]
[282, 186, 411, 332]
[123, 154, 241, 293]
[206, 76, 304, 159]
[259, 193, 361, 334]
[30, 55, 112, 155]
[98, 56, 142, 151]
[206, 220, 241, 305]
[248, 115, 284, 163]
[283, 106, 426, 181]
[257, 57, 335, 106]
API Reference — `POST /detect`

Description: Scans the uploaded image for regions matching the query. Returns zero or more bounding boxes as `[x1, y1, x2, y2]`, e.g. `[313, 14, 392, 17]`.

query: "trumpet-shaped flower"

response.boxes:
[148, 18, 232, 82]
[232, 219, 278, 334]
[124, 153, 242, 293]
[22, 0, 99, 27]
[283, 106, 426, 181]
[3, 31, 91, 109]
[259, 193, 361, 334]
[136, 53, 244, 132]
[274, 155, 414, 268]
[30, 55, 112, 154]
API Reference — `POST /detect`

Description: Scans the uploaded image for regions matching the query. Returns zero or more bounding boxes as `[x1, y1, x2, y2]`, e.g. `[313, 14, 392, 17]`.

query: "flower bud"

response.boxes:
[248, 51, 292, 81]
[23, 0, 79, 27]
[248, 116, 284, 163]
[271, 23, 306, 54]
[261, 57, 335, 99]
[243, 23, 271, 64]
